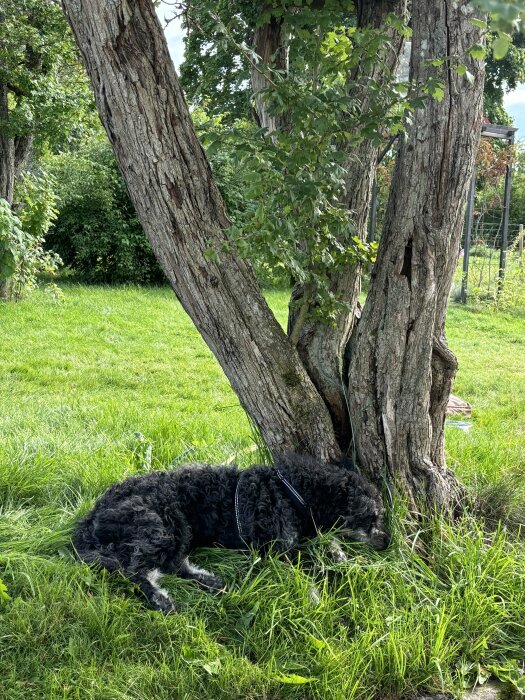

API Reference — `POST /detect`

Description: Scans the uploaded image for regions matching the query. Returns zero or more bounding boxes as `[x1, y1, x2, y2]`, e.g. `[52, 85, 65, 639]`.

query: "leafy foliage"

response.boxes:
[0, 199, 23, 281]
[179, 0, 257, 119]
[44, 136, 165, 285]
[197, 7, 418, 317]
[510, 141, 525, 225]
[472, 0, 525, 60]
[484, 32, 525, 124]
[0, 0, 96, 156]
[0, 193, 61, 301]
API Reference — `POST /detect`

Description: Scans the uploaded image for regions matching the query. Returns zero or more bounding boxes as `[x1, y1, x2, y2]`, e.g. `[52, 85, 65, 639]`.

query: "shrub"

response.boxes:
[0, 183, 62, 302]
[44, 137, 165, 285]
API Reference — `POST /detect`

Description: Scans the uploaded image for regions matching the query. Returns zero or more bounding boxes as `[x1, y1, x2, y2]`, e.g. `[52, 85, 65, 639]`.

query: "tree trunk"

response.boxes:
[251, 13, 289, 133]
[0, 72, 34, 299]
[291, 0, 408, 449]
[0, 84, 15, 205]
[60, 0, 341, 462]
[347, 0, 485, 510]
[0, 84, 15, 300]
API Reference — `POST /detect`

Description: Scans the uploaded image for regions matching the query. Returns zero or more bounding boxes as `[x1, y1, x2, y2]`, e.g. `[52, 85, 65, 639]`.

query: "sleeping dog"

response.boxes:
[74, 453, 390, 612]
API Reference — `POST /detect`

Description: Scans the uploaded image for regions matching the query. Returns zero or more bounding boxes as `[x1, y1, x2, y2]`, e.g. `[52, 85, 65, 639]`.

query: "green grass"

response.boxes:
[1, 285, 524, 700]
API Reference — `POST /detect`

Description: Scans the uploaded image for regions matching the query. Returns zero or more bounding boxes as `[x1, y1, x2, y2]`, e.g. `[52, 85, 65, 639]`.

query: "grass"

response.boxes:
[0, 285, 524, 700]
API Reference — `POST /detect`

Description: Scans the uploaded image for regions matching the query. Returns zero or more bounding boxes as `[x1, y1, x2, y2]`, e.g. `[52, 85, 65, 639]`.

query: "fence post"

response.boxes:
[461, 174, 476, 304]
[498, 136, 515, 295]
[519, 224, 524, 266]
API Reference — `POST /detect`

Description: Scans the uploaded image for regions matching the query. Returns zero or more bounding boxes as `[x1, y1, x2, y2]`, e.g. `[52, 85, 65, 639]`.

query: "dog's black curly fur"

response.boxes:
[74, 453, 389, 612]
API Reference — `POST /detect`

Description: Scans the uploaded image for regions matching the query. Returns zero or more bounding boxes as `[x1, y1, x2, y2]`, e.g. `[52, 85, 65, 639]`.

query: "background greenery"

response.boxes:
[0, 286, 524, 700]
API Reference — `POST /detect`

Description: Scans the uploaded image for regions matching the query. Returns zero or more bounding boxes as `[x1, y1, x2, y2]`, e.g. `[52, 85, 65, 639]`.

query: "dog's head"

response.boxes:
[277, 453, 391, 551]
[336, 475, 391, 551]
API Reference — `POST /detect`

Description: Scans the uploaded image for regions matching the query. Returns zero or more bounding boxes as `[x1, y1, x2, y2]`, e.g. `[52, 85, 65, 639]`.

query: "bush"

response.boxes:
[0, 181, 62, 302]
[44, 137, 165, 285]
[45, 118, 291, 289]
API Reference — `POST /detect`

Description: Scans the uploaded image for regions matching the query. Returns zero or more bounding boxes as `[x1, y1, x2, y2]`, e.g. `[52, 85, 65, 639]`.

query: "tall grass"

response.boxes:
[0, 285, 524, 700]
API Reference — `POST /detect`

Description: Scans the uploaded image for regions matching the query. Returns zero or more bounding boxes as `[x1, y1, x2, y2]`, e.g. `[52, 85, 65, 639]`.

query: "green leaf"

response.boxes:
[0, 578, 9, 606]
[468, 44, 486, 60]
[492, 35, 510, 60]
[471, 18, 488, 30]
[307, 634, 326, 650]
[203, 660, 222, 675]
[486, 661, 525, 694]
[0, 248, 16, 281]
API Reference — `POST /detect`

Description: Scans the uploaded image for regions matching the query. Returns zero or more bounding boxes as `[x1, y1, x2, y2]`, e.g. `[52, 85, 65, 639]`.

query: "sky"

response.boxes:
[156, 4, 185, 69]
[156, 4, 524, 140]
[503, 85, 525, 137]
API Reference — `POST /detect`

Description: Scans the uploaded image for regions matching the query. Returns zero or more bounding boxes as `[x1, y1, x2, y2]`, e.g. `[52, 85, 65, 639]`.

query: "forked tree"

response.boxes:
[60, 0, 485, 512]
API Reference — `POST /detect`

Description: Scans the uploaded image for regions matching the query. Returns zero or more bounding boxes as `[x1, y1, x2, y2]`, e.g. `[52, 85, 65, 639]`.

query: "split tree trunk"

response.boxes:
[348, 0, 485, 510]
[60, 0, 341, 462]
[291, 0, 408, 448]
[61, 0, 486, 514]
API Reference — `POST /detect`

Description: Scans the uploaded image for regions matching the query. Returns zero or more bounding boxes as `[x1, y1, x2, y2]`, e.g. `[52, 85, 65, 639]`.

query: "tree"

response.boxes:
[484, 32, 525, 124]
[348, 4, 486, 509]
[0, 0, 93, 202]
[179, 0, 256, 120]
[60, 0, 487, 512]
[0, 0, 95, 298]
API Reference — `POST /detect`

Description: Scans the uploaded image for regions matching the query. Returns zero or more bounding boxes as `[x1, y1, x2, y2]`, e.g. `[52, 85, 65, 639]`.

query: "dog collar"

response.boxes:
[275, 469, 315, 528]
[234, 472, 250, 549]
[234, 469, 316, 549]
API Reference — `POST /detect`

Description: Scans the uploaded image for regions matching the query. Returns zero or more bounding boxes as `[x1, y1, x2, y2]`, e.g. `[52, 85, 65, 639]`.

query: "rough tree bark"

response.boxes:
[251, 11, 289, 133]
[60, 0, 341, 462]
[0, 85, 16, 206]
[291, 0, 408, 447]
[348, 0, 485, 510]
[0, 2, 38, 300]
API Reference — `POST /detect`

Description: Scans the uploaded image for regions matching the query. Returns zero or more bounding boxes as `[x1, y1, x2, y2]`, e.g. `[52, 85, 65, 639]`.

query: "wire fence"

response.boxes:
[458, 221, 524, 300]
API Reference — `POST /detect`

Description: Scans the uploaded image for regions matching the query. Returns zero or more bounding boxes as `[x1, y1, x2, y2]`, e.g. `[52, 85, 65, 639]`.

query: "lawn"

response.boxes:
[0, 285, 524, 700]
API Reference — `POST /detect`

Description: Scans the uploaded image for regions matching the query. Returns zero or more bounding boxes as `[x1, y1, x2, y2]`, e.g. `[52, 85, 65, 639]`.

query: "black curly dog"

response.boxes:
[74, 453, 390, 612]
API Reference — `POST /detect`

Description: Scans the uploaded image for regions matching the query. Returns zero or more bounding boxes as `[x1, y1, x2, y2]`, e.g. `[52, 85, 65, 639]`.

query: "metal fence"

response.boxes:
[459, 221, 524, 302]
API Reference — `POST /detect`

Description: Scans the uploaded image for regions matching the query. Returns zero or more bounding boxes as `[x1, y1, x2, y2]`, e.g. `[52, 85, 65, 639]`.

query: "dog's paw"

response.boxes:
[201, 574, 226, 594]
[328, 539, 348, 563]
[152, 592, 176, 614]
